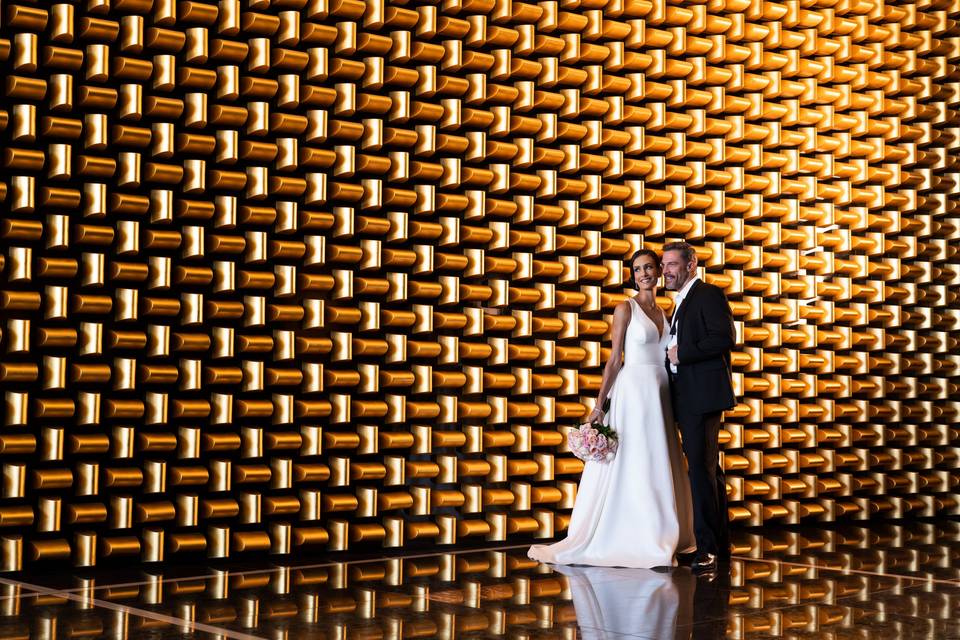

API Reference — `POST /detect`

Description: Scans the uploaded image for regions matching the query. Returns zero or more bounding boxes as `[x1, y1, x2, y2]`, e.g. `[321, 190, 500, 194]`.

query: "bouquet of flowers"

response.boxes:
[567, 420, 619, 463]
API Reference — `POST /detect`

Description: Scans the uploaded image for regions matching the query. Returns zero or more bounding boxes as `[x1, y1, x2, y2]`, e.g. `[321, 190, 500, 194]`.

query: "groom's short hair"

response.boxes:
[662, 241, 696, 264]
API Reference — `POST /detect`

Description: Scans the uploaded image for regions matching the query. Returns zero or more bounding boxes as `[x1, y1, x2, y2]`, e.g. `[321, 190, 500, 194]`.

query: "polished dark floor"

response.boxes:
[1, 520, 959, 638]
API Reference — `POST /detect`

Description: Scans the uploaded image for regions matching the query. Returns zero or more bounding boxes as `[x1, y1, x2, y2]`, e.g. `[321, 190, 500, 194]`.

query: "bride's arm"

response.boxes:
[587, 301, 630, 422]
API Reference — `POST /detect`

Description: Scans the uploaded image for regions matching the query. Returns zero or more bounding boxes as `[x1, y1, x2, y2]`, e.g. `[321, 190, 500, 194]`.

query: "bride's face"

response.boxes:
[632, 255, 660, 291]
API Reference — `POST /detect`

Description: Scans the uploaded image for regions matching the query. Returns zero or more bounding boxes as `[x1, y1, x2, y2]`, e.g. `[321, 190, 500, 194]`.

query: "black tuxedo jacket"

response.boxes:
[668, 280, 737, 416]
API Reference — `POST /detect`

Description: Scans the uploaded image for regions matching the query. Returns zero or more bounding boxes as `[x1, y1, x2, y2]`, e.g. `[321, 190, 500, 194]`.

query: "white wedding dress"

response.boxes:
[529, 298, 695, 567]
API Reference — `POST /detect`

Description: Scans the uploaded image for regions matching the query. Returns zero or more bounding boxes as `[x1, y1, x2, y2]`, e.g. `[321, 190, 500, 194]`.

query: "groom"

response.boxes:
[662, 242, 737, 574]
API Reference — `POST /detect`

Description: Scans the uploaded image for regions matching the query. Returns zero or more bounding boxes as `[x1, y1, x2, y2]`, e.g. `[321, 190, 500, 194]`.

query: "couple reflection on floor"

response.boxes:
[553, 564, 730, 639]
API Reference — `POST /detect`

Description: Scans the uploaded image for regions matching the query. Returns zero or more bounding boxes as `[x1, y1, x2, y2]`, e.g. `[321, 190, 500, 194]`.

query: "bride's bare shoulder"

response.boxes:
[612, 300, 633, 323]
[615, 299, 634, 313]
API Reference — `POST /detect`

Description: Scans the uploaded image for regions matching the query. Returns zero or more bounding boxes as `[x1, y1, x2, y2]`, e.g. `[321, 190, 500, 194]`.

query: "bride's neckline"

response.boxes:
[629, 297, 665, 339]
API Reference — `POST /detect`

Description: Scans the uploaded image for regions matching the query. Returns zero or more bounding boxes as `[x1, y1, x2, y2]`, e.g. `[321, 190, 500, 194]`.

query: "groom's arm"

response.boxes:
[678, 286, 735, 365]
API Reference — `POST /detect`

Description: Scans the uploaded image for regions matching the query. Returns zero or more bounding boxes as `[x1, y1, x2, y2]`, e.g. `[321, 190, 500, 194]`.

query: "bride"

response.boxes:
[529, 249, 695, 567]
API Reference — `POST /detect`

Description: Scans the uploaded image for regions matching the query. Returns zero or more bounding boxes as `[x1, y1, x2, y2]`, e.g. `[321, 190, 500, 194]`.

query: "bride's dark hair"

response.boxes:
[626, 249, 660, 290]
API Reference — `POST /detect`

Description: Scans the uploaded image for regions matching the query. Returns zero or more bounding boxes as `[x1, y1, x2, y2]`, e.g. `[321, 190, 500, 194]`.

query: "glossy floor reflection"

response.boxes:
[2, 520, 960, 638]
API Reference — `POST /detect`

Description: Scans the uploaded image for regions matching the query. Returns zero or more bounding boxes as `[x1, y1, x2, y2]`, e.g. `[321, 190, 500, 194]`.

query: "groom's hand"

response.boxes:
[667, 345, 679, 365]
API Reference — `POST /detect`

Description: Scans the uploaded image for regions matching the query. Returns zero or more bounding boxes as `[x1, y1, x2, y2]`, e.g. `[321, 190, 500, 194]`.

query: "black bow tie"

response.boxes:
[670, 302, 682, 336]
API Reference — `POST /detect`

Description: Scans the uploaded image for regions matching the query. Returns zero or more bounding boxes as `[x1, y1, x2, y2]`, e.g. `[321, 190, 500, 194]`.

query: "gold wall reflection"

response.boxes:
[0, 0, 958, 568]
[4, 522, 960, 639]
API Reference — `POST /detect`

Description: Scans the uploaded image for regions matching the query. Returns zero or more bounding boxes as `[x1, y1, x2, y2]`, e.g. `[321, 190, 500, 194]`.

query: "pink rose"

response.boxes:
[568, 424, 619, 463]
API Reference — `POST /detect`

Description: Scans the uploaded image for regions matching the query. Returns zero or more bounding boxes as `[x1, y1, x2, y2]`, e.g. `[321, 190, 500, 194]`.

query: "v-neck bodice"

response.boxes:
[624, 298, 670, 367]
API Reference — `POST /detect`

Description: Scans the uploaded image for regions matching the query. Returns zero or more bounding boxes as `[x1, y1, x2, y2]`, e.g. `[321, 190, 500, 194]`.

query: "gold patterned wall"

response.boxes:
[0, 0, 957, 570]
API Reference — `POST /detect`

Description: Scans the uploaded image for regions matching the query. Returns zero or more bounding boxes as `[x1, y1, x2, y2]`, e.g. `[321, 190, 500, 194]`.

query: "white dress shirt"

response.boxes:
[668, 276, 700, 373]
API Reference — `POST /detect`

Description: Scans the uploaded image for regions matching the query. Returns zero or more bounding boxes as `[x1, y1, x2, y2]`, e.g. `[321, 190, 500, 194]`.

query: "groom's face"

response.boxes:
[662, 250, 695, 291]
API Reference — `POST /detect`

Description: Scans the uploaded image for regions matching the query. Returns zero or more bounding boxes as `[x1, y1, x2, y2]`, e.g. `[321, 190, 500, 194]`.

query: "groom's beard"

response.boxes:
[666, 270, 692, 291]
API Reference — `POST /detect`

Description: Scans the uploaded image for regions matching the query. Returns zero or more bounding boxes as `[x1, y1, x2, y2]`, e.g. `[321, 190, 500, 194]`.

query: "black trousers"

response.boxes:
[672, 387, 729, 556]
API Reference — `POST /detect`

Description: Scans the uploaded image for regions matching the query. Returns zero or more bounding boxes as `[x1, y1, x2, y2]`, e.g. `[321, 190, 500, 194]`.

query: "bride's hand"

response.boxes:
[586, 408, 605, 423]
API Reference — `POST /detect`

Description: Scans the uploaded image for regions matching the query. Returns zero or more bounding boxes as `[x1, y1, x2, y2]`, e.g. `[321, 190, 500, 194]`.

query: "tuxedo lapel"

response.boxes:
[670, 279, 702, 338]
